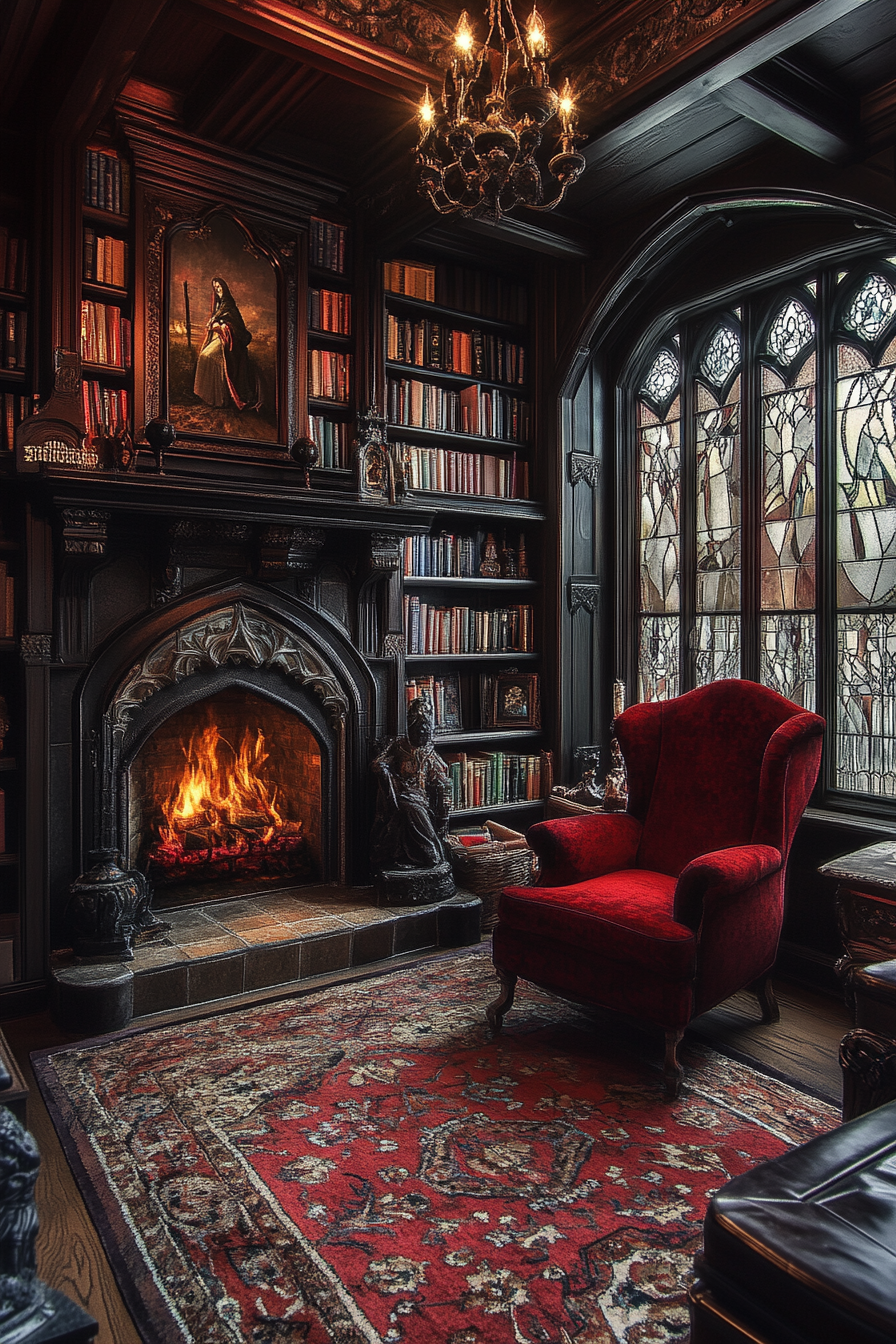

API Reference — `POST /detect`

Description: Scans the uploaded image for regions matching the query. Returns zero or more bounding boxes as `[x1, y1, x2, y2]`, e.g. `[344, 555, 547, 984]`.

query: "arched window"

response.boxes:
[632, 254, 896, 803]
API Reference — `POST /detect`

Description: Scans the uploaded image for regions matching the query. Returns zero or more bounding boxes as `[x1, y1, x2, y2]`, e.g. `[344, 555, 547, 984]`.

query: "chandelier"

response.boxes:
[415, 2, 585, 221]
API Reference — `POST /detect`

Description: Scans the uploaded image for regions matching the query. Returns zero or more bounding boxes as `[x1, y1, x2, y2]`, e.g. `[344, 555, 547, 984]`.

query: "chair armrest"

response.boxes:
[673, 844, 782, 930]
[526, 812, 642, 887]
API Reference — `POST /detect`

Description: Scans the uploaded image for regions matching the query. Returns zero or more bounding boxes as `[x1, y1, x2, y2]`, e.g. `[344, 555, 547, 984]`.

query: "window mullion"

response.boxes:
[815, 267, 837, 799]
[680, 323, 697, 693]
[740, 300, 760, 682]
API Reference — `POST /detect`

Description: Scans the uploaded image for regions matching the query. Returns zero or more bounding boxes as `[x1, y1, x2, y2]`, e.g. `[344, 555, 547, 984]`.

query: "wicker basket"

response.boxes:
[446, 821, 536, 931]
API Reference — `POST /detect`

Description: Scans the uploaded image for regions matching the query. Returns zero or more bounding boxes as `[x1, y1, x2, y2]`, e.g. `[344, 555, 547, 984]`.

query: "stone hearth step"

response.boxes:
[51, 887, 481, 1035]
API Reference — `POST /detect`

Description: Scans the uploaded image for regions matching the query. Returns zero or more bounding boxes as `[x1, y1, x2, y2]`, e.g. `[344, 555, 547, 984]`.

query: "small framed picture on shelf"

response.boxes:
[491, 672, 540, 729]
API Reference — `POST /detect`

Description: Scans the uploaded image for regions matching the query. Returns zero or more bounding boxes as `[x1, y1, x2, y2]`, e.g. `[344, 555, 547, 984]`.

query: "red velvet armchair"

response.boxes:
[487, 680, 825, 1096]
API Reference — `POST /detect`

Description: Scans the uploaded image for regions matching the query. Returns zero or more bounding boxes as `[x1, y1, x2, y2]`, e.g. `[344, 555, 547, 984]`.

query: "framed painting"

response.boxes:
[491, 672, 540, 728]
[159, 208, 290, 453]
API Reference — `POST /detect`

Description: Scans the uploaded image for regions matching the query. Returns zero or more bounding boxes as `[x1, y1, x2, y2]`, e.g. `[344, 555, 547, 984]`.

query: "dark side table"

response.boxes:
[819, 840, 896, 994]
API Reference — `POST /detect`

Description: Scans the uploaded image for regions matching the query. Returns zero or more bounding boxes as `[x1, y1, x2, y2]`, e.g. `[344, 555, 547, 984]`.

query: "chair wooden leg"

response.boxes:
[485, 967, 517, 1031]
[664, 1029, 685, 1098]
[752, 973, 780, 1024]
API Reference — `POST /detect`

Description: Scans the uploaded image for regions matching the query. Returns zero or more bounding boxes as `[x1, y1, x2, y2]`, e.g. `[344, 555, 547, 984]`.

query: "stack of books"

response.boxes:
[308, 288, 351, 334]
[392, 443, 528, 498]
[310, 218, 347, 274]
[404, 598, 534, 655]
[79, 300, 131, 367]
[442, 750, 545, 809]
[308, 349, 351, 401]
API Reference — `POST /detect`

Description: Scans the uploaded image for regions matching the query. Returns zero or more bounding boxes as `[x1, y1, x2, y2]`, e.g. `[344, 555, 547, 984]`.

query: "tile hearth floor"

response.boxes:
[127, 885, 481, 1019]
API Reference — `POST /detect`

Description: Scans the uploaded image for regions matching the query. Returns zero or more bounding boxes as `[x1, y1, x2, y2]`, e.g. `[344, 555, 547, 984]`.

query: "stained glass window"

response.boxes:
[844, 274, 896, 341]
[631, 254, 896, 802]
[700, 324, 740, 389]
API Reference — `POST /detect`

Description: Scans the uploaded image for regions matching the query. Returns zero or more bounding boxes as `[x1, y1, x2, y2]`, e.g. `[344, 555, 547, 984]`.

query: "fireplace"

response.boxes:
[129, 688, 323, 893]
[72, 587, 383, 922]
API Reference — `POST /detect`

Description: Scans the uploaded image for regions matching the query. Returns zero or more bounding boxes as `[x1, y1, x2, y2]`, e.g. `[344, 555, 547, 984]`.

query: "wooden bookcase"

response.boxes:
[80, 139, 133, 462]
[306, 215, 354, 471]
[383, 257, 550, 825]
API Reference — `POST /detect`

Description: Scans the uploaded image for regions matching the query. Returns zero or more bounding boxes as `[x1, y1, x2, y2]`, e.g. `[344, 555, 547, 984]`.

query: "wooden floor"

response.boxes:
[2, 956, 851, 1344]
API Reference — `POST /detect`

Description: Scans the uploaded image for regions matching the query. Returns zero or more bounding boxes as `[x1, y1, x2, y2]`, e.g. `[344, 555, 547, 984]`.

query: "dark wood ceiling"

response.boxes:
[2, 0, 895, 257]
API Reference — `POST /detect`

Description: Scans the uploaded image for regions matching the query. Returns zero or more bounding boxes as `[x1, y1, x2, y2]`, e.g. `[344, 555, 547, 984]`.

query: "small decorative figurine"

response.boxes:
[480, 532, 501, 578]
[290, 435, 320, 489]
[143, 418, 176, 473]
[370, 696, 454, 906]
[603, 738, 628, 812]
[500, 531, 518, 578]
[551, 745, 603, 806]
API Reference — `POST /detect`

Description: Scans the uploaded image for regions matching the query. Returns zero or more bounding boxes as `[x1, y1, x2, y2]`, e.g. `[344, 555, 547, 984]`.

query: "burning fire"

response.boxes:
[147, 722, 310, 882]
[160, 724, 283, 850]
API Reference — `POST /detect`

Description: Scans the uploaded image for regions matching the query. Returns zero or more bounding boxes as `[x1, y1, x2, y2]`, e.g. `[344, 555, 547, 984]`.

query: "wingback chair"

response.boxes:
[487, 679, 825, 1096]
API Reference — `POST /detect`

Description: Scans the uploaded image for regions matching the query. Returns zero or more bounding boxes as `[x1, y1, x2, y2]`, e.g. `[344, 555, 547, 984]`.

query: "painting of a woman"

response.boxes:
[193, 277, 262, 412]
[167, 211, 280, 443]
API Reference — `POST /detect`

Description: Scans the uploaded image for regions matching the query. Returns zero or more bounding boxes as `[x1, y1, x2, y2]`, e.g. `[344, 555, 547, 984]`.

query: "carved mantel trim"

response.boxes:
[108, 602, 350, 732]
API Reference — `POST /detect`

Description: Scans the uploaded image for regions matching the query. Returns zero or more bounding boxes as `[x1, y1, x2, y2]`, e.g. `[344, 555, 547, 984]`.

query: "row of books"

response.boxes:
[308, 288, 351, 335]
[308, 349, 351, 402]
[80, 301, 132, 368]
[309, 415, 350, 469]
[83, 230, 128, 287]
[0, 230, 27, 295]
[387, 377, 530, 442]
[1, 311, 26, 371]
[404, 597, 534, 655]
[83, 148, 129, 215]
[310, 218, 347, 275]
[384, 260, 528, 323]
[0, 394, 34, 454]
[386, 314, 526, 385]
[82, 380, 130, 438]
[403, 533, 482, 578]
[405, 676, 461, 731]
[0, 562, 15, 639]
[442, 751, 545, 810]
[392, 443, 529, 499]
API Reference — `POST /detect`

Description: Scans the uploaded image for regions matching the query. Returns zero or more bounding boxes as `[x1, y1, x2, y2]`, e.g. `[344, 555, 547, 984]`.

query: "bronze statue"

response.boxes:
[371, 697, 454, 905]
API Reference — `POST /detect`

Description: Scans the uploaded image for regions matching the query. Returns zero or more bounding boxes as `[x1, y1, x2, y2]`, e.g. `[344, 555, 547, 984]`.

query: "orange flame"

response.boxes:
[159, 723, 283, 853]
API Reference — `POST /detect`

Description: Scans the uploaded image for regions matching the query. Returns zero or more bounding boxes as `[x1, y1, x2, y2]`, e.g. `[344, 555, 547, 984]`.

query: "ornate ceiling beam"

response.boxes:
[578, 0, 872, 172]
[185, 0, 435, 102]
[714, 56, 854, 161]
[188, 50, 328, 150]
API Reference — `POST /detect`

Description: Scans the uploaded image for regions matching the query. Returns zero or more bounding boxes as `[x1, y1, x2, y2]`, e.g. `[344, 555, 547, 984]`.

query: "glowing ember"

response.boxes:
[146, 723, 312, 884]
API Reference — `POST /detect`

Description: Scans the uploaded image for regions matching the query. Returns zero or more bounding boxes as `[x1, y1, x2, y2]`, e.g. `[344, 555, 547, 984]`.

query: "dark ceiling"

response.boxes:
[1, 0, 895, 259]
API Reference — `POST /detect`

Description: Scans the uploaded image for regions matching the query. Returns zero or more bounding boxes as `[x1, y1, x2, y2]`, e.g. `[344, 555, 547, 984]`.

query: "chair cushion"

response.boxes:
[499, 869, 696, 979]
[700, 1098, 896, 1344]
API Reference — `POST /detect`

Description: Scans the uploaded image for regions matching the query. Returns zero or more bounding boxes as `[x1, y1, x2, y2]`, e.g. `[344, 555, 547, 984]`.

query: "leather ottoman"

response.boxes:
[688, 1097, 896, 1344]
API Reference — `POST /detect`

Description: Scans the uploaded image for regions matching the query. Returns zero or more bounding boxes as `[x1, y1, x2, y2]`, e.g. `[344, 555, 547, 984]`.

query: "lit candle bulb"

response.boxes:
[454, 10, 474, 57]
[526, 6, 547, 60]
[558, 79, 576, 136]
[419, 85, 435, 127]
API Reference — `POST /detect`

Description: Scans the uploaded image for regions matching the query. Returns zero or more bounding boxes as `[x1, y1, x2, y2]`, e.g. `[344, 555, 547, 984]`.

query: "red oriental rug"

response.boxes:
[34, 948, 837, 1344]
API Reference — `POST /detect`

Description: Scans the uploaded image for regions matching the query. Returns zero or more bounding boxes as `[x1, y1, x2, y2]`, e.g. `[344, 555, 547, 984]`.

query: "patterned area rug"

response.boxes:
[34, 948, 838, 1344]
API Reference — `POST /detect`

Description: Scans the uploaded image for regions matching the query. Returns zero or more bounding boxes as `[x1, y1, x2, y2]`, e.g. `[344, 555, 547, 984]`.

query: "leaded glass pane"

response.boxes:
[763, 367, 785, 395]
[836, 363, 896, 607]
[839, 345, 870, 376]
[768, 298, 814, 366]
[642, 348, 679, 406]
[760, 614, 816, 709]
[761, 383, 816, 609]
[639, 616, 679, 702]
[836, 612, 896, 796]
[696, 403, 740, 611]
[844, 274, 896, 341]
[639, 413, 680, 613]
[700, 324, 740, 388]
[695, 614, 740, 685]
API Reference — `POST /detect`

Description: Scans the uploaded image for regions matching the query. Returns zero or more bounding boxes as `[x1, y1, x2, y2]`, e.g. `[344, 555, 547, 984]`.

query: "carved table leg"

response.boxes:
[664, 1029, 685, 1098]
[751, 973, 780, 1024]
[839, 1028, 896, 1121]
[485, 968, 518, 1031]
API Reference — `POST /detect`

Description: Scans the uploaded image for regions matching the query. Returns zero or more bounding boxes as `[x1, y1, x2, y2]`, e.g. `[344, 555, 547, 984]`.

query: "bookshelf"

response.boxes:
[307, 216, 354, 470]
[0, 220, 33, 455]
[384, 257, 549, 821]
[80, 141, 133, 462]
